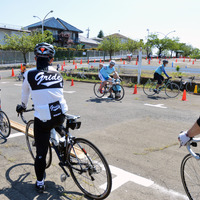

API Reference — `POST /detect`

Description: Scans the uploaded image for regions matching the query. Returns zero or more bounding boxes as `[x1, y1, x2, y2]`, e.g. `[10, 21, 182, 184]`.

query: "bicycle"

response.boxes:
[0, 89, 11, 138]
[143, 77, 180, 98]
[94, 78, 125, 101]
[19, 109, 112, 200]
[178, 76, 196, 92]
[180, 138, 200, 200]
[15, 72, 24, 81]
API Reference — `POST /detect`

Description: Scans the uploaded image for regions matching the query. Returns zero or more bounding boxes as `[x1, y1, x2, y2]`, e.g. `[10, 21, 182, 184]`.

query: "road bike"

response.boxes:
[19, 109, 112, 200]
[94, 78, 125, 101]
[178, 76, 196, 92]
[143, 77, 180, 98]
[180, 138, 200, 200]
[0, 89, 11, 138]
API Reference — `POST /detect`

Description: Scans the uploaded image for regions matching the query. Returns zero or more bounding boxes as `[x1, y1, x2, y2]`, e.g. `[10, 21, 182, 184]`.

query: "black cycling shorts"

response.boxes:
[154, 72, 164, 84]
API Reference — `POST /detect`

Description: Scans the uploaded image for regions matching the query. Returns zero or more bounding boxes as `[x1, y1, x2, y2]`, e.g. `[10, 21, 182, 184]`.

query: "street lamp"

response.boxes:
[33, 10, 53, 36]
[156, 30, 176, 38]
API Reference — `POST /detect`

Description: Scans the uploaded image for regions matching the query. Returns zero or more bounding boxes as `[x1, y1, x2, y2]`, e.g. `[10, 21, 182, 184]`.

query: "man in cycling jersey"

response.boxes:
[98, 60, 119, 98]
[16, 43, 68, 193]
[153, 60, 170, 93]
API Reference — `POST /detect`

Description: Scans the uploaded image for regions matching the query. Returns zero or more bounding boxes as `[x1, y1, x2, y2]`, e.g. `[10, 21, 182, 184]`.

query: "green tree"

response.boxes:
[178, 43, 193, 57]
[167, 37, 180, 57]
[98, 36, 121, 59]
[97, 30, 104, 38]
[4, 30, 53, 63]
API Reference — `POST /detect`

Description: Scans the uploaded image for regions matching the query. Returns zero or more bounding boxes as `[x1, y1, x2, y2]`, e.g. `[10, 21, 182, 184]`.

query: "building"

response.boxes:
[25, 17, 83, 46]
[104, 33, 131, 43]
[79, 35, 100, 49]
[0, 23, 30, 45]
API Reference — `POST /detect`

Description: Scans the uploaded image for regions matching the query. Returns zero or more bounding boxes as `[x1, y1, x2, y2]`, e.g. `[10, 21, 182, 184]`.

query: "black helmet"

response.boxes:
[163, 60, 168, 64]
[34, 42, 55, 58]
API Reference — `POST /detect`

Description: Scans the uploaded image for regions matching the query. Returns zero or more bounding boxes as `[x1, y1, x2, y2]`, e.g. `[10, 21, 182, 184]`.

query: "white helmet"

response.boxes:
[110, 60, 116, 66]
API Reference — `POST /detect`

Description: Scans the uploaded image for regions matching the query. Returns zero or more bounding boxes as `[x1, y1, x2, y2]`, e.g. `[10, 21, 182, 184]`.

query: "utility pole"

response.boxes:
[86, 27, 90, 38]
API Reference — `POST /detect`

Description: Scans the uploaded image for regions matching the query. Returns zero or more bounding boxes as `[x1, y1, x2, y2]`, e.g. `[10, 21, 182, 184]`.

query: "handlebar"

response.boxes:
[18, 108, 34, 124]
[186, 138, 200, 160]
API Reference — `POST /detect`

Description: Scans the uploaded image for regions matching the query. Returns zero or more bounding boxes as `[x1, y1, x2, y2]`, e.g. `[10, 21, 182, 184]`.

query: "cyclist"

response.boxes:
[178, 119, 200, 146]
[98, 60, 119, 98]
[16, 42, 68, 193]
[153, 60, 170, 93]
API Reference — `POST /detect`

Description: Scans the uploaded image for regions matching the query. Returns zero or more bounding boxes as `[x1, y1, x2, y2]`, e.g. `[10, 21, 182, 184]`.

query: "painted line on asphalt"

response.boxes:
[144, 103, 167, 109]
[1, 82, 9, 84]
[8, 132, 24, 138]
[14, 84, 22, 86]
[101, 165, 187, 199]
[63, 91, 76, 94]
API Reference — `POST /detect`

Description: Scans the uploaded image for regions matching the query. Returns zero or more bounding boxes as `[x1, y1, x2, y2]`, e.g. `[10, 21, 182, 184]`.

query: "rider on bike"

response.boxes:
[16, 42, 68, 193]
[98, 60, 119, 98]
[153, 60, 170, 93]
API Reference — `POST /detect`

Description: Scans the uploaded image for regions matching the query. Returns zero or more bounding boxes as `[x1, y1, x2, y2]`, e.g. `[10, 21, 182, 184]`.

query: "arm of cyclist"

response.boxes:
[178, 117, 200, 146]
[99, 63, 104, 70]
[161, 65, 169, 78]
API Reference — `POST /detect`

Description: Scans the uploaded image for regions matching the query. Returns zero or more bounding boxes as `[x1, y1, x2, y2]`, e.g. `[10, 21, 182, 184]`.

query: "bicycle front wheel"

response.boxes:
[0, 110, 11, 138]
[94, 83, 105, 98]
[67, 138, 112, 200]
[112, 84, 125, 101]
[186, 82, 196, 93]
[181, 153, 200, 200]
[143, 79, 156, 96]
[165, 83, 180, 98]
[25, 120, 52, 169]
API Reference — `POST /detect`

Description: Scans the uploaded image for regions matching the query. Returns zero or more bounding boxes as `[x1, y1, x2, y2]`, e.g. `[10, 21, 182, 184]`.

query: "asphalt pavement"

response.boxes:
[0, 76, 199, 200]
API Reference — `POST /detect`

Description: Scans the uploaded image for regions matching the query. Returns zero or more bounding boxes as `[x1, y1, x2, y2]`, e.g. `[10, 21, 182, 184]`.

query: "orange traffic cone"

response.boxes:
[120, 58, 122, 62]
[159, 60, 161, 64]
[136, 60, 138, 65]
[71, 79, 74, 86]
[123, 60, 125, 64]
[100, 59, 102, 63]
[94, 59, 96, 63]
[148, 60, 151, 64]
[21, 64, 22, 71]
[133, 85, 137, 94]
[73, 60, 75, 65]
[87, 59, 89, 64]
[11, 68, 15, 77]
[80, 59, 82, 64]
[61, 65, 64, 71]
[183, 59, 185, 62]
[146, 57, 147, 60]
[63, 61, 65, 66]
[75, 65, 77, 69]
[182, 90, 187, 101]
[176, 59, 177, 62]
[192, 60, 194, 64]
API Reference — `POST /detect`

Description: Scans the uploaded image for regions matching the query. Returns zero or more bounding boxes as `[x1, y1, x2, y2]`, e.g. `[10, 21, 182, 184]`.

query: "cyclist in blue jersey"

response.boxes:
[98, 60, 119, 98]
[153, 60, 170, 93]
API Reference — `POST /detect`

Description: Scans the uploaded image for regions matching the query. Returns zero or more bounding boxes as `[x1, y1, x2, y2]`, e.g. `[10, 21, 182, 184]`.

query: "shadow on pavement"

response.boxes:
[147, 96, 167, 100]
[2, 163, 91, 200]
[86, 97, 122, 103]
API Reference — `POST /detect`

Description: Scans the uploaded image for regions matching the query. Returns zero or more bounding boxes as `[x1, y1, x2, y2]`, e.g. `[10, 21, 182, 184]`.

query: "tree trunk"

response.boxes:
[109, 51, 112, 60]
[23, 52, 27, 64]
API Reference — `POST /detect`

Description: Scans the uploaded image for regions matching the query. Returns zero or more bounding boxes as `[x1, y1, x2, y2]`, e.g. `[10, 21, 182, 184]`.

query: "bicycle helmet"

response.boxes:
[34, 42, 55, 59]
[163, 60, 168, 64]
[110, 60, 116, 66]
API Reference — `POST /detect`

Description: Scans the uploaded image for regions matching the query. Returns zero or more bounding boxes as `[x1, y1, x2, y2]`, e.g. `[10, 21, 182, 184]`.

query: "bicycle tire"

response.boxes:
[165, 83, 180, 98]
[94, 83, 105, 98]
[112, 84, 125, 101]
[25, 120, 52, 169]
[0, 110, 11, 138]
[181, 153, 200, 200]
[143, 79, 156, 96]
[67, 138, 112, 200]
[186, 82, 196, 93]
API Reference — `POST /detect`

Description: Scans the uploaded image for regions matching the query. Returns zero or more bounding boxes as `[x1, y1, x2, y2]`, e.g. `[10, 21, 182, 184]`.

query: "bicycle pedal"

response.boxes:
[60, 174, 67, 182]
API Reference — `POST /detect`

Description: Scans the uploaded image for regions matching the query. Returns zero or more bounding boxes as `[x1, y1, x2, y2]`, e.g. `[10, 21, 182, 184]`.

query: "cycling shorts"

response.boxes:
[154, 72, 164, 84]
[98, 72, 110, 82]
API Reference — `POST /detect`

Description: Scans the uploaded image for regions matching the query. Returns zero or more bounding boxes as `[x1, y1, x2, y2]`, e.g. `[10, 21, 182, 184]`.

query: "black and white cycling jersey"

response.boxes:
[21, 66, 68, 121]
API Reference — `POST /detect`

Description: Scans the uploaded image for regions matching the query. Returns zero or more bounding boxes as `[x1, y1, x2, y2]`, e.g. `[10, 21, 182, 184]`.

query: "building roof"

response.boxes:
[0, 23, 30, 33]
[104, 33, 131, 40]
[57, 18, 83, 33]
[79, 35, 100, 45]
[26, 17, 83, 33]
[91, 37, 103, 42]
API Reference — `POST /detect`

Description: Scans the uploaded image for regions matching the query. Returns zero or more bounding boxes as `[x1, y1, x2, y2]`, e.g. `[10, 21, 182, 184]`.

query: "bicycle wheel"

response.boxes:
[143, 79, 157, 96]
[165, 83, 180, 98]
[94, 83, 105, 98]
[181, 153, 200, 200]
[67, 138, 112, 200]
[186, 82, 195, 93]
[112, 84, 125, 101]
[0, 110, 11, 138]
[25, 120, 52, 169]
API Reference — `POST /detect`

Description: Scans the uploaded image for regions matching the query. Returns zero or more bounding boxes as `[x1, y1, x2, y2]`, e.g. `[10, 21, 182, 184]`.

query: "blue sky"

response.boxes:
[1, 0, 200, 48]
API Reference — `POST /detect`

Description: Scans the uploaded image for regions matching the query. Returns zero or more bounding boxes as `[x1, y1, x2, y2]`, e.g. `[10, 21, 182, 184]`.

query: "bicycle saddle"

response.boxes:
[65, 114, 80, 120]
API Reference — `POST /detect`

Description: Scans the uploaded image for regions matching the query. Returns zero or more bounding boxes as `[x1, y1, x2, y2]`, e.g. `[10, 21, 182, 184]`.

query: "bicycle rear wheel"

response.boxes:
[165, 83, 180, 98]
[112, 84, 125, 101]
[67, 138, 112, 200]
[25, 120, 52, 169]
[143, 79, 156, 96]
[94, 83, 105, 98]
[181, 153, 200, 200]
[0, 110, 11, 138]
[186, 82, 196, 93]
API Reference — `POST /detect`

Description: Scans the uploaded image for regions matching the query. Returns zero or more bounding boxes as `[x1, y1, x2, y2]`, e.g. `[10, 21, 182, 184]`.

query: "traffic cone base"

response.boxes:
[133, 85, 137, 94]
[181, 89, 187, 101]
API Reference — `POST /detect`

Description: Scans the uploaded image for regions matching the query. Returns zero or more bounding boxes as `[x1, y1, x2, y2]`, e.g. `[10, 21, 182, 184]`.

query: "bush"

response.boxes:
[176, 65, 180, 72]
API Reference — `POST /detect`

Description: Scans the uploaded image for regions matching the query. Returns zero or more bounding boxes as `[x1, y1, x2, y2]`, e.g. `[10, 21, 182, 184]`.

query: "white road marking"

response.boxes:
[100, 165, 187, 199]
[144, 103, 167, 109]
[63, 91, 76, 94]
[14, 84, 22, 86]
[8, 132, 24, 138]
[1, 82, 9, 84]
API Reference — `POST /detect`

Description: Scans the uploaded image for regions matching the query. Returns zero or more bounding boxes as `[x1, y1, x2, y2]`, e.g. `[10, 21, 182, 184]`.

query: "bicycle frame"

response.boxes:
[186, 138, 200, 160]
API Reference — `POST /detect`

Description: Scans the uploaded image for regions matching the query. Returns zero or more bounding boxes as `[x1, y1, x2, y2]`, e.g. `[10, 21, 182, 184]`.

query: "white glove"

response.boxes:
[178, 131, 191, 146]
